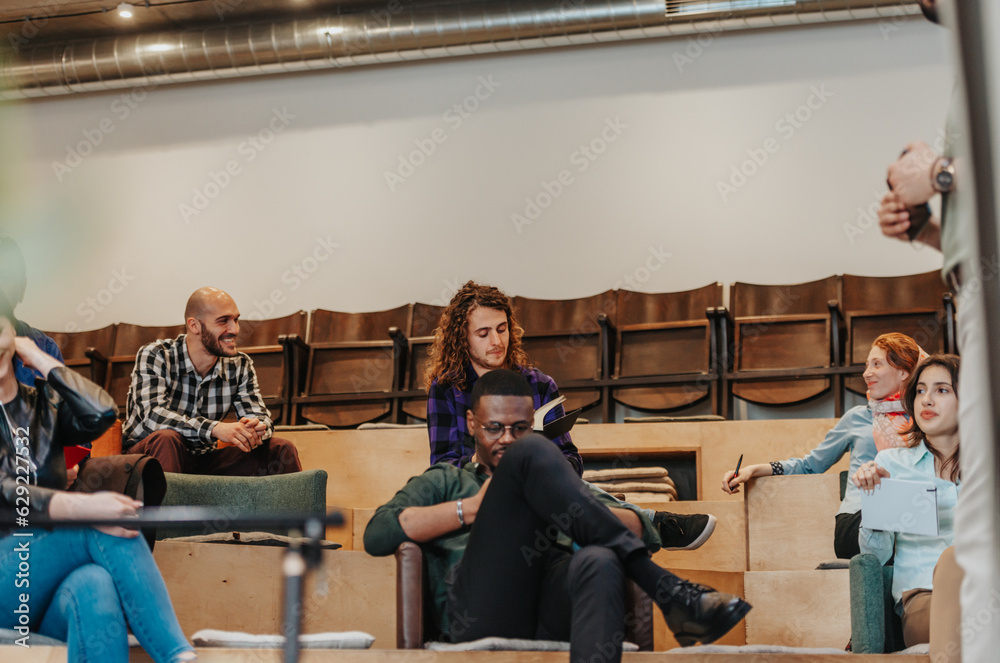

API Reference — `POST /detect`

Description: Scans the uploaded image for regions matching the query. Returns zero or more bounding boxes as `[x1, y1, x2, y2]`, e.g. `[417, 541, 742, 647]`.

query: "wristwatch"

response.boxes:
[932, 156, 956, 193]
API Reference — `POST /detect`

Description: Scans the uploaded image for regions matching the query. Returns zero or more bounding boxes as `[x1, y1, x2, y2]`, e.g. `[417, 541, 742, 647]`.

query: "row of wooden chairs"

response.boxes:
[44, 270, 955, 427]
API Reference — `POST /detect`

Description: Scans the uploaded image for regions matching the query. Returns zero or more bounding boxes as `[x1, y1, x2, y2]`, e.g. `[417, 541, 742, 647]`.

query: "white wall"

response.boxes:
[0, 15, 951, 333]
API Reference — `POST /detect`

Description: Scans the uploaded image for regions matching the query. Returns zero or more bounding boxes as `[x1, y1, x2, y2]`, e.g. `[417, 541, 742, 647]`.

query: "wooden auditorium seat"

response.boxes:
[512, 291, 615, 419]
[393, 540, 653, 650]
[611, 283, 724, 418]
[44, 323, 116, 386]
[398, 302, 444, 422]
[103, 322, 185, 412]
[292, 305, 411, 428]
[720, 276, 843, 418]
[841, 271, 956, 398]
[235, 310, 307, 426]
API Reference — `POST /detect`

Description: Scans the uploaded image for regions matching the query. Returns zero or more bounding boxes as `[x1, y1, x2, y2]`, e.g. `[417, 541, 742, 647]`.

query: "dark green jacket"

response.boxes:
[363, 460, 660, 637]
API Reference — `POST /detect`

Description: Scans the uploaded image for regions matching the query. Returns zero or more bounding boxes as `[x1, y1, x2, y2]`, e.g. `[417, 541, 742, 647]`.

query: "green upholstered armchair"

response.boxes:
[849, 553, 904, 653]
[157, 469, 327, 539]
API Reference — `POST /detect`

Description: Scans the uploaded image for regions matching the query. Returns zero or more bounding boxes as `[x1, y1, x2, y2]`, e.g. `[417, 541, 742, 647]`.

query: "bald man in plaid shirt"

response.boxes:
[123, 287, 301, 476]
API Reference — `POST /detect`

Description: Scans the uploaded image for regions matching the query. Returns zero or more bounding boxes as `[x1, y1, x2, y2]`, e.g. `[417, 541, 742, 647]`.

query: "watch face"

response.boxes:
[937, 170, 954, 192]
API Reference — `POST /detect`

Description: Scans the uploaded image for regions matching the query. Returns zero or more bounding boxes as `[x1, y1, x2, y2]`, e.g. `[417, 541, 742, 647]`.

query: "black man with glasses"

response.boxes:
[365, 369, 750, 661]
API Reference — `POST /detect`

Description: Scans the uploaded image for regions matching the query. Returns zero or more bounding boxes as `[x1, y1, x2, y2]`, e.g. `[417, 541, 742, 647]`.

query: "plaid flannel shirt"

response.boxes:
[426, 363, 583, 475]
[122, 335, 272, 454]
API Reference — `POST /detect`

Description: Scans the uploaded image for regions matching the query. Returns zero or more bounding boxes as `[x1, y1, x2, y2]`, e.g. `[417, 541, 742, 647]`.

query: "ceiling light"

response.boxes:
[117, 3, 134, 19]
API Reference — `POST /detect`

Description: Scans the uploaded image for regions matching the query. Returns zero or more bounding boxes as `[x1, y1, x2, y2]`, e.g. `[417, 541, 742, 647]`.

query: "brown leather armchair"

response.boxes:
[394, 541, 654, 650]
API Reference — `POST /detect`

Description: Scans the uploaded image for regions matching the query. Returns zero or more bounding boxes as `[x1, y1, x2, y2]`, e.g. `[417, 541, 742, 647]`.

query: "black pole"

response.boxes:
[7, 507, 342, 663]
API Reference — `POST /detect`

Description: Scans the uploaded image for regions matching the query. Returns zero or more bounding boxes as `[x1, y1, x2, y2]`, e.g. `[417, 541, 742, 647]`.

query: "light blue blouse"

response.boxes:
[778, 405, 876, 515]
[859, 442, 960, 612]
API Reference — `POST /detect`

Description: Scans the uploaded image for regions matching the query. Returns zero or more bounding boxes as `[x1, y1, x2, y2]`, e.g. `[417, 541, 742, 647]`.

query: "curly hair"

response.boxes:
[903, 353, 961, 483]
[424, 281, 531, 390]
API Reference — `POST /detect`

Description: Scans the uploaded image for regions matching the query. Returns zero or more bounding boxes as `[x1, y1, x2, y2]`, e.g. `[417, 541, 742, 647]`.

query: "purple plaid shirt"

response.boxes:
[426, 363, 583, 475]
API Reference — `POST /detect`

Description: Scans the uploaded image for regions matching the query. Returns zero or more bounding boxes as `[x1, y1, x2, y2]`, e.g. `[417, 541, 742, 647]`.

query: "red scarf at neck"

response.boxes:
[869, 391, 910, 452]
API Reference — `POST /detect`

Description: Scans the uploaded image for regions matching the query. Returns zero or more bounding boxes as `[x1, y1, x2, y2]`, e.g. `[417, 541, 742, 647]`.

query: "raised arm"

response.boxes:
[13, 337, 117, 444]
[723, 406, 867, 494]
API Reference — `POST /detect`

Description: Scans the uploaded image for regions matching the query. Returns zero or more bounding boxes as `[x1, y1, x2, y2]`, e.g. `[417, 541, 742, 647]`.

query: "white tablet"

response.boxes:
[860, 478, 939, 537]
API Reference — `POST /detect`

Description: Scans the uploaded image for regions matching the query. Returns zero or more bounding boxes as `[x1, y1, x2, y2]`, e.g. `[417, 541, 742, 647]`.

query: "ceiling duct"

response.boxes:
[0, 0, 918, 99]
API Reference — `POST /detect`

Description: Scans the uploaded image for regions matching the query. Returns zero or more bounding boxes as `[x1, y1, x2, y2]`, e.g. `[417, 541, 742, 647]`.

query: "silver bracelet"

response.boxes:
[456, 499, 466, 527]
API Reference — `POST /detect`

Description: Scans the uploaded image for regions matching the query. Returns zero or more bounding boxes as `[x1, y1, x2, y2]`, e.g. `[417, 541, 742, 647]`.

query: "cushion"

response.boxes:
[192, 629, 374, 649]
[426, 638, 638, 651]
[665, 644, 846, 654]
[159, 469, 327, 539]
[620, 491, 677, 502]
[589, 481, 676, 494]
[0, 630, 139, 647]
[165, 531, 341, 549]
[584, 467, 669, 481]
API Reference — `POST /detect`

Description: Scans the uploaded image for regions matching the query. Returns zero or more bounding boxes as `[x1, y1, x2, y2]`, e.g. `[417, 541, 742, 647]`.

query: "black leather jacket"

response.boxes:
[1, 367, 117, 518]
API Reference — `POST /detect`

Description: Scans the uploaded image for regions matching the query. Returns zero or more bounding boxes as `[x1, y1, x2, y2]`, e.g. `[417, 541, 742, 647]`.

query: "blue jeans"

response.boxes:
[0, 528, 193, 663]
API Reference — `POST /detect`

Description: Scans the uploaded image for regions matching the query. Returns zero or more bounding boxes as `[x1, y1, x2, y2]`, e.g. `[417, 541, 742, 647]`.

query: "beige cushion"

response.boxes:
[426, 638, 638, 651]
[583, 467, 669, 481]
[191, 629, 374, 649]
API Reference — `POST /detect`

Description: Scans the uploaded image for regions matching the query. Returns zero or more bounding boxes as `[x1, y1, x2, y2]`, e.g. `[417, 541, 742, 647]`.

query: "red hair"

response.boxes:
[871, 332, 922, 376]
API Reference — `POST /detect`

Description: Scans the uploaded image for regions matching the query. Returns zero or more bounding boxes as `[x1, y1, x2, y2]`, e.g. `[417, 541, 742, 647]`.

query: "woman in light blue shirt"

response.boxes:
[723, 333, 923, 558]
[854, 354, 961, 650]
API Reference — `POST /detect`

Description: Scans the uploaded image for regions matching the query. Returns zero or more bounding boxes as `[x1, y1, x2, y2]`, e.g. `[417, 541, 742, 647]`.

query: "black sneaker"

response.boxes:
[657, 577, 752, 647]
[654, 512, 717, 551]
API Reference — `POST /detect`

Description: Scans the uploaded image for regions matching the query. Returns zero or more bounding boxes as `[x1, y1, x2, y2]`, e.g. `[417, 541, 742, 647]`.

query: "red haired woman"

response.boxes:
[723, 333, 925, 558]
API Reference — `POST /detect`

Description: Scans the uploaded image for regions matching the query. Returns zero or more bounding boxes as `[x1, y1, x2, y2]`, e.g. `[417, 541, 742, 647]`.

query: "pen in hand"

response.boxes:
[724, 453, 743, 493]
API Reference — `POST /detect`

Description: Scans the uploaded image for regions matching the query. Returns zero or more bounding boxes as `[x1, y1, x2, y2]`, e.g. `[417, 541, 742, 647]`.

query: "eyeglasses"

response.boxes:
[477, 422, 533, 441]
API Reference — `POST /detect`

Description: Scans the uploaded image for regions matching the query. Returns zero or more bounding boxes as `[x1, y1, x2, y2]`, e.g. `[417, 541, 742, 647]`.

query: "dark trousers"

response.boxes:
[447, 434, 646, 663]
[127, 429, 302, 476]
[834, 511, 862, 560]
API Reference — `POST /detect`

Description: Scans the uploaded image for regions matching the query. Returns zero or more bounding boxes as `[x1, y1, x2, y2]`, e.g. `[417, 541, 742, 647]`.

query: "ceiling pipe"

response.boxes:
[0, 0, 919, 99]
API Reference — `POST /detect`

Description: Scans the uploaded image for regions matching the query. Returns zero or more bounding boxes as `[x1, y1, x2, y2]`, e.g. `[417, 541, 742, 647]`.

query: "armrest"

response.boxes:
[849, 553, 891, 653]
[84, 347, 109, 364]
[395, 541, 425, 649]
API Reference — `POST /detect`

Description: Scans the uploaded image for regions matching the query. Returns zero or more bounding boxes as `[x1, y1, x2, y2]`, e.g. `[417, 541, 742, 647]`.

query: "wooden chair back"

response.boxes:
[45, 323, 117, 385]
[310, 304, 413, 343]
[725, 276, 842, 412]
[296, 307, 410, 427]
[399, 303, 445, 421]
[106, 323, 185, 411]
[512, 291, 615, 415]
[612, 283, 723, 413]
[236, 311, 308, 425]
[841, 271, 954, 396]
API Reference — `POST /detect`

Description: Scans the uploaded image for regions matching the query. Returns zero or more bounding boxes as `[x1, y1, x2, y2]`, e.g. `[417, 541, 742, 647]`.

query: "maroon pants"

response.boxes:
[127, 429, 302, 476]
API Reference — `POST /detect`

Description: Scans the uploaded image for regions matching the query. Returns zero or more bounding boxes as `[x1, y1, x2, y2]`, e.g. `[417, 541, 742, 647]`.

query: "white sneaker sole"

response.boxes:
[664, 514, 717, 551]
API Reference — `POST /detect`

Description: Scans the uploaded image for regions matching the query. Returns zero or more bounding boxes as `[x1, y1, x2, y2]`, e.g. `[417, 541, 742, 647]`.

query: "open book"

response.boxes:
[533, 396, 582, 440]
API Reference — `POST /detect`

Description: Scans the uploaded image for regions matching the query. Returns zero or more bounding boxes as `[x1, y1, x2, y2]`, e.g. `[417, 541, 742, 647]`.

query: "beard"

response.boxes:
[201, 325, 237, 357]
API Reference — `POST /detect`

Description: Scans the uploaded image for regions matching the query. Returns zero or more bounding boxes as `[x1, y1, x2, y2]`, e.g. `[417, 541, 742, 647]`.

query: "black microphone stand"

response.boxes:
[20, 506, 343, 663]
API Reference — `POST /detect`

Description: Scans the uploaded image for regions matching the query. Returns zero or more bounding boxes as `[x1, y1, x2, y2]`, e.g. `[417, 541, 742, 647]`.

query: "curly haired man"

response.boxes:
[424, 280, 715, 551]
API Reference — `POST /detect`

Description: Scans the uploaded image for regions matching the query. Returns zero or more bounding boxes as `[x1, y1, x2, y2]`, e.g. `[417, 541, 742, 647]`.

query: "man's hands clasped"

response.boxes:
[213, 416, 267, 452]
